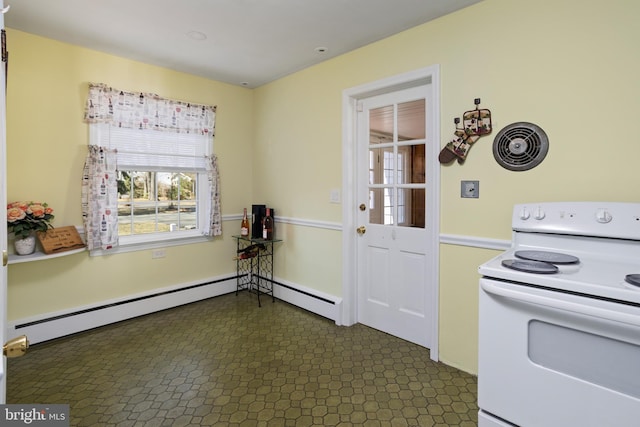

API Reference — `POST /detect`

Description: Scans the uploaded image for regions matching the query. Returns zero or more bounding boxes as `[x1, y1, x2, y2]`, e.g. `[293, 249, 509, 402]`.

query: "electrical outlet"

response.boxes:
[461, 180, 479, 198]
[152, 249, 166, 259]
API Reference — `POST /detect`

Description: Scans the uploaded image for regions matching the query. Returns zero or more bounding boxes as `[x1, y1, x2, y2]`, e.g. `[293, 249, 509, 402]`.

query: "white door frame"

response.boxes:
[341, 65, 441, 361]
[1, 0, 8, 402]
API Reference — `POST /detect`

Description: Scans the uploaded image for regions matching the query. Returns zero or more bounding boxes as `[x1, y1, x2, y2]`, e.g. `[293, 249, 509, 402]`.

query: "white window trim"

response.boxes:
[89, 234, 212, 257]
[88, 123, 214, 254]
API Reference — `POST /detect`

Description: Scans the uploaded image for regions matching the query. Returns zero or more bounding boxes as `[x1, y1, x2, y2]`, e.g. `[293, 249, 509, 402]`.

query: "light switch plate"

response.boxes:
[461, 180, 479, 198]
[330, 189, 341, 204]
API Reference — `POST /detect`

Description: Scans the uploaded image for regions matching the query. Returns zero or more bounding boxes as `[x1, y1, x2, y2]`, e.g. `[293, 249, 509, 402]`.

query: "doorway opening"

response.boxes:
[341, 66, 441, 360]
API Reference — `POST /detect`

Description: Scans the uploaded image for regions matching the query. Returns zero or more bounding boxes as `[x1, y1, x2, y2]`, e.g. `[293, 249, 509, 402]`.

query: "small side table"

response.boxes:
[233, 236, 282, 306]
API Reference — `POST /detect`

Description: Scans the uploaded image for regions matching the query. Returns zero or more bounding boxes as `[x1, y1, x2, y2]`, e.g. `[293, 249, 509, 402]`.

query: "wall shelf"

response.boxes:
[8, 226, 87, 264]
[8, 247, 86, 264]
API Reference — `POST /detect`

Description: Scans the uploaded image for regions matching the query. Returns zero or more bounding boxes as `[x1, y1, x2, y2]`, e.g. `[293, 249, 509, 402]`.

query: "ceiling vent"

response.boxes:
[492, 122, 549, 171]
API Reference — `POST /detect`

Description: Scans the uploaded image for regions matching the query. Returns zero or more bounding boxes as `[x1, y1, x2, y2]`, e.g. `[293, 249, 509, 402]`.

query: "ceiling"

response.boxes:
[4, 0, 482, 88]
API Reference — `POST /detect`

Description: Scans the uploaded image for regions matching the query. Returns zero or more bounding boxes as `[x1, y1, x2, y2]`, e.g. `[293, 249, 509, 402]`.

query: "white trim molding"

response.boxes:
[274, 216, 342, 231]
[228, 213, 342, 232]
[440, 234, 510, 251]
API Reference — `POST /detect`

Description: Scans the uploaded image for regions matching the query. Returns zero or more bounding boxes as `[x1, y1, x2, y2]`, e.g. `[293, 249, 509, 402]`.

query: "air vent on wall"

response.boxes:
[492, 122, 549, 171]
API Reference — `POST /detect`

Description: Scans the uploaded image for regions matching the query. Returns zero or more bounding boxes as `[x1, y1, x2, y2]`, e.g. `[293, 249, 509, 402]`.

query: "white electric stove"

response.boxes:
[478, 202, 640, 427]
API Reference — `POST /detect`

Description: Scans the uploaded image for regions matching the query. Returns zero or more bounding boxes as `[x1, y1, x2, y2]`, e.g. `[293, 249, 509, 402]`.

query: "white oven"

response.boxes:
[478, 202, 640, 427]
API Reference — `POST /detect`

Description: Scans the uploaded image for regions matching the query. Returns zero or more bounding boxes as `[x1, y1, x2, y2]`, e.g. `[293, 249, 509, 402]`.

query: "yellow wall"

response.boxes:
[252, 0, 640, 373]
[6, 30, 254, 319]
[7, 0, 640, 375]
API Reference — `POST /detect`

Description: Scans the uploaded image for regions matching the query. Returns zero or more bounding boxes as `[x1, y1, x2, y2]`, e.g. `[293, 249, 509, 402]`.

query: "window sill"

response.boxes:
[89, 234, 212, 256]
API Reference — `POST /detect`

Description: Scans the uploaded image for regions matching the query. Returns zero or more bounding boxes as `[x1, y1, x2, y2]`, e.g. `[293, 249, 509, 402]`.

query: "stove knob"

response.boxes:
[596, 208, 612, 223]
[534, 206, 546, 220]
[519, 207, 530, 220]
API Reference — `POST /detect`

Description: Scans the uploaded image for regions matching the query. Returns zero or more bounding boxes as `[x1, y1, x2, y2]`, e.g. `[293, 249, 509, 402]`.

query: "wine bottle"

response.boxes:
[237, 243, 265, 254]
[263, 207, 274, 240]
[233, 250, 258, 261]
[241, 208, 250, 238]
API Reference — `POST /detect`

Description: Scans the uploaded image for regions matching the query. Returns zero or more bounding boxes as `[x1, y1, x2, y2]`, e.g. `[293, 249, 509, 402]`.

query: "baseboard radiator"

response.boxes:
[8, 276, 342, 345]
[272, 277, 343, 324]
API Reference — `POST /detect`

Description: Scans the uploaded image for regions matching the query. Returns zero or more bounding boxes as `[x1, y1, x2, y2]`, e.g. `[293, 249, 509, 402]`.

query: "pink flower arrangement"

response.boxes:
[7, 201, 55, 240]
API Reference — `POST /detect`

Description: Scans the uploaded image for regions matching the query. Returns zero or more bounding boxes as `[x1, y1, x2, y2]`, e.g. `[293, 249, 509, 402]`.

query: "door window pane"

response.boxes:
[397, 144, 425, 184]
[397, 188, 425, 228]
[369, 105, 394, 144]
[369, 147, 395, 185]
[398, 99, 425, 141]
[369, 187, 395, 225]
[383, 188, 394, 225]
[369, 188, 382, 225]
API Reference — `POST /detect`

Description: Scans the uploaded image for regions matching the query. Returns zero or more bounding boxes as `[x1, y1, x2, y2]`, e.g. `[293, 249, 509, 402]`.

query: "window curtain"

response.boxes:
[81, 146, 119, 251]
[207, 154, 222, 236]
[84, 82, 216, 135]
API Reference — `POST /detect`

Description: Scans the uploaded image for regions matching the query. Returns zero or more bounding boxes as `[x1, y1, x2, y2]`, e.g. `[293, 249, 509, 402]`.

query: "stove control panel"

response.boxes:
[512, 202, 640, 240]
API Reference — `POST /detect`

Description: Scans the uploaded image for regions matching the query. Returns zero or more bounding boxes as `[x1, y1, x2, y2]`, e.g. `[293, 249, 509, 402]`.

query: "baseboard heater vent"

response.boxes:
[16, 277, 237, 329]
[269, 277, 343, 324]
[10, 276, 238, 345]
[9, 275, 344, 345]
[272, 279, 336, 305]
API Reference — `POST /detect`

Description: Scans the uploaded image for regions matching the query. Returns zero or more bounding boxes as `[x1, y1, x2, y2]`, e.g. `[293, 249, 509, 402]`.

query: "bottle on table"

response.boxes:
[241, 208, 250, 238]
[263, 207, 274, 240]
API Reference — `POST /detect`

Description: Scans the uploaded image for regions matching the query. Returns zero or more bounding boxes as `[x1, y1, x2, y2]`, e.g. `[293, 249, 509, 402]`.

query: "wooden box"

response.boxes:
[37, 226, 85, 255]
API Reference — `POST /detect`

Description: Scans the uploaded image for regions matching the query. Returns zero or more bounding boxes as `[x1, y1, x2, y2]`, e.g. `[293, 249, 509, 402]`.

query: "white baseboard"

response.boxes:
[8, 276, 237, 345]
[8, 275, 342, 345]
[272, 277, 343, 324]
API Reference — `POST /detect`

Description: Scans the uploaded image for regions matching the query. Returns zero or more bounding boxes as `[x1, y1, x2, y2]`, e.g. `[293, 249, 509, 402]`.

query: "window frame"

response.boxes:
[88, 124, 214, 256]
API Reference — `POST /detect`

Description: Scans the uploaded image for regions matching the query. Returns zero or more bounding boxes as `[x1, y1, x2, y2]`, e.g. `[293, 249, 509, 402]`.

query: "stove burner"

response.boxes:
[514, 250, 579, 264]
[624, 274, 640, 288]
[501, 259, 559, 274]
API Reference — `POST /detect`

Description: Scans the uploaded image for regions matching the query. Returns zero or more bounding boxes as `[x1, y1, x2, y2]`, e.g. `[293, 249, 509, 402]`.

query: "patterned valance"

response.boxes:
[84, 83, 216, 135]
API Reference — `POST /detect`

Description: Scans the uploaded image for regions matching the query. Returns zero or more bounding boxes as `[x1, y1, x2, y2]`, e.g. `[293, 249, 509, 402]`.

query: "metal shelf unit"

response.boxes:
[233, 236, 281, 306]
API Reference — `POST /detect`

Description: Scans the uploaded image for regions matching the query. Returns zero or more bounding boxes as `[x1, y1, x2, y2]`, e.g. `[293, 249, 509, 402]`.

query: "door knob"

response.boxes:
[3, 335, 29, 358]
[356, 226, 366, 235]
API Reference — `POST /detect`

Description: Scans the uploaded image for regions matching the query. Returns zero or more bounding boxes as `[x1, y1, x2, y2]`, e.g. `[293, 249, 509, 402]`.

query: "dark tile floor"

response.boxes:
[7, 292, 478, 426]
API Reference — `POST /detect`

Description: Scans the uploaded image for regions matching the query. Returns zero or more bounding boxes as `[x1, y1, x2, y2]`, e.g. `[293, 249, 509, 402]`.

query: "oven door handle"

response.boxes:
[481, 281, 640, 327]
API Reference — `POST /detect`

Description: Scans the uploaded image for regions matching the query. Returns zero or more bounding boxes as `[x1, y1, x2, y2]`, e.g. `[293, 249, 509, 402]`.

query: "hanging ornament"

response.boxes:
[439, 98, 492, 164]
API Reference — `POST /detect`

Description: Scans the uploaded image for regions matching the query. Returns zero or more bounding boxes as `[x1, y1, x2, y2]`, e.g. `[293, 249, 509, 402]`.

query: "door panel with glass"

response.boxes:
[357, 86, 433, 348]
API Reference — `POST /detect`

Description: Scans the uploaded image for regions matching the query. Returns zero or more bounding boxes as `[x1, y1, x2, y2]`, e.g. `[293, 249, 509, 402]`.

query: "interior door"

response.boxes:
[356, 85, 433, 347]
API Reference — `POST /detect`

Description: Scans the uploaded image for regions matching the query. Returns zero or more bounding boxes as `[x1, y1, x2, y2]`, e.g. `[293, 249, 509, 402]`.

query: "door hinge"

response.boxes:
[356, 101, 364, 113]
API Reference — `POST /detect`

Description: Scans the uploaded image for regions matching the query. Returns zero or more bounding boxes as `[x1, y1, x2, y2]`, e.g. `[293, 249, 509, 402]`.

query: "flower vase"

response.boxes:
[14, 235, 36, 255]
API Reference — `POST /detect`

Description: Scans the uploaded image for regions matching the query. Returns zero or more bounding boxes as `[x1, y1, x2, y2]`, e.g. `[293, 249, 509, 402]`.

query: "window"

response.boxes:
[117, 171, 197, 235]
[83, 83, 219, 253]
[89, 124, 212, 247]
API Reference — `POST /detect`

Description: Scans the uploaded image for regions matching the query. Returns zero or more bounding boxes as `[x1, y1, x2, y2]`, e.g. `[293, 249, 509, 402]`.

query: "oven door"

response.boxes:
[479, 278, 640, 427]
